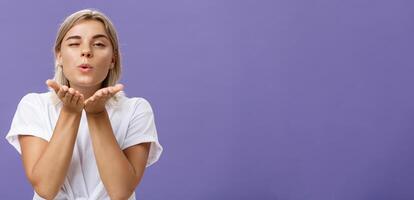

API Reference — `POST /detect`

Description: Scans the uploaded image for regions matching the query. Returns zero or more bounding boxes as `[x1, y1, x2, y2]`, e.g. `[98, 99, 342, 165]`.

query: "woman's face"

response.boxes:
[57, 19, 114, 88]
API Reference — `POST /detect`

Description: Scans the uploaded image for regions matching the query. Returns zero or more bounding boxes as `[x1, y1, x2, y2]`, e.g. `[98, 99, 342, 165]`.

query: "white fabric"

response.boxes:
[5, 92, 163, 200]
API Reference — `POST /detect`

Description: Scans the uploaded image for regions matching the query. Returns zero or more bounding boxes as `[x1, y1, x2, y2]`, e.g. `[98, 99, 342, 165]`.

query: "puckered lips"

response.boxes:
[78, 63, 93, 72]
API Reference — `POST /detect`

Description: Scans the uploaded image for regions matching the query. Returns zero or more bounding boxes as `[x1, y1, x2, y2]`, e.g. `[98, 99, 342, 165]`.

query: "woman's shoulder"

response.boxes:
[19, 91, 54, 106]
[113, 93, 154, 113]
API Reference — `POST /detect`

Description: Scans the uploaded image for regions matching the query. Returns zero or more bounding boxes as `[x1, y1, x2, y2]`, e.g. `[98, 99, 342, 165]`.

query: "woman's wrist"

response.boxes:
[61, 106, 83, 115]
[85, 109, 107, 117]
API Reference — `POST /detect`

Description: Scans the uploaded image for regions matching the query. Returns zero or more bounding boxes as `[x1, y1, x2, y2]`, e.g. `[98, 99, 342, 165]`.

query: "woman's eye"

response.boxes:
[94, 43, 105, 47]
[68, 43, 79, 46]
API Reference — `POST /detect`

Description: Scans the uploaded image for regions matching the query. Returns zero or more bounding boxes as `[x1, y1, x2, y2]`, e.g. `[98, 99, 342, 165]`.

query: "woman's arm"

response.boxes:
[84, 84, 150, 200]
[19, 81, 84, 199]
[86, 111, 150, 200]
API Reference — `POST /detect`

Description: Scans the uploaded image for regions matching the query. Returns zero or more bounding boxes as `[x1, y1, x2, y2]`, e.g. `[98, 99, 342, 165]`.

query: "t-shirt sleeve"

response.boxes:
[121, 98, 163, 167]
[5, 93, 49, 154]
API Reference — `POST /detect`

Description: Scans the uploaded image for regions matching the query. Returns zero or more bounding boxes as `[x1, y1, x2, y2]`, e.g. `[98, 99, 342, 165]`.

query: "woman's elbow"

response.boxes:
[108, 189, 134, 200]
[33, 181, 60, 200]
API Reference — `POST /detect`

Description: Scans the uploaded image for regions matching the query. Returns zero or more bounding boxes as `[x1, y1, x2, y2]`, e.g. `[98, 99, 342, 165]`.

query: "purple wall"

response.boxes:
[1, 0, 413, 199]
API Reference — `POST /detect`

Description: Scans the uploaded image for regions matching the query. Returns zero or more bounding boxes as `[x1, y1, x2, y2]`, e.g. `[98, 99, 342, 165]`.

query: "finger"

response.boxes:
[102, 88, 111, 99]
[72, 91, 80, 105]
[74, 91, 83, 103]
[64, 88, 75, 103]
[108, 87, 117, 96]
[103, 88, 110, 96]
[84, 98, 97, 109]
[91, 89, 106, 104]
[112, 84, 124, 93]
[77, 94, 85, 106]
[84, 96, 95, 105]
[103, 89, 112, 102]
[106, 84, 123, 99]
[62, 85, 69, 92]
[95, 89, 105, 99]
[57, 85, 68, 99]
[108, 89, 114, 98]
[46, 79, 60, 94]
[95, 90, 104, 99]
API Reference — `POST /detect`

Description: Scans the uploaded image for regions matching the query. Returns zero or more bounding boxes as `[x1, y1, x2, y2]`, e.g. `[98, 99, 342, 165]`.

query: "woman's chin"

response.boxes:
[70, 79, 101, 88]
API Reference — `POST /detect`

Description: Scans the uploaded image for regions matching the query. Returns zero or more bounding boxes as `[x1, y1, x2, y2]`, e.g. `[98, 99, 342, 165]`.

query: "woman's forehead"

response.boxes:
[65, 20, 108, 39]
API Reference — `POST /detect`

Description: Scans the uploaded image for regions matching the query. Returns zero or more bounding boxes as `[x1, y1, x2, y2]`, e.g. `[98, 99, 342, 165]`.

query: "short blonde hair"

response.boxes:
[53, 9, 121, 88]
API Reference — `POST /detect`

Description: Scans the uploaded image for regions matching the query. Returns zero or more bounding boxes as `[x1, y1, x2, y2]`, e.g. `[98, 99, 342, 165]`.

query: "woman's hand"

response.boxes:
[84, 84, 124, 115]
[46, 79, 85, 113]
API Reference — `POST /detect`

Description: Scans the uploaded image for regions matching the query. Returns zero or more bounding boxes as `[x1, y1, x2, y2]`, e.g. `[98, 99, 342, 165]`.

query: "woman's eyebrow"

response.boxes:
[65, 34, 109, 41]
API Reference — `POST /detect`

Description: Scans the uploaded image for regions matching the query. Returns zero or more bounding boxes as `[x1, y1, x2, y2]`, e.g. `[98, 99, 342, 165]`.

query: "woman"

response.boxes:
[5, 9, 163, 200]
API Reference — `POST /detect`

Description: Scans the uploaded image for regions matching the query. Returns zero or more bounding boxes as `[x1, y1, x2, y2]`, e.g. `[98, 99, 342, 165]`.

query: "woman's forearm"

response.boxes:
[32, 108, 81, 199]
[86, 110, 138, 200]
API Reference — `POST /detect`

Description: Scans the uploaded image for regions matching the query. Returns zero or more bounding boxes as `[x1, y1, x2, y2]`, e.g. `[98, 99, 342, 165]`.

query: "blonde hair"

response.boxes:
[53, 9, 121, 88]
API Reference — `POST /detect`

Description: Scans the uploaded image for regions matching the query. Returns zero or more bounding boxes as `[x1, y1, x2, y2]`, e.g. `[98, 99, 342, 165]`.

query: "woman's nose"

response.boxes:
[81, 48, 93, 58]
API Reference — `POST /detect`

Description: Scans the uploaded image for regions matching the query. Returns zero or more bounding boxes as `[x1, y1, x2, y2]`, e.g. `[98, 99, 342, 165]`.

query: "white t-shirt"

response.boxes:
[5, 92, 163, 200]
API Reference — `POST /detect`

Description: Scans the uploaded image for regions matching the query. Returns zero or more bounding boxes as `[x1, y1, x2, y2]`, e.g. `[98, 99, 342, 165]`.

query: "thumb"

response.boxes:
[112, 84, 124, 93]
[46, 79, 60, 93]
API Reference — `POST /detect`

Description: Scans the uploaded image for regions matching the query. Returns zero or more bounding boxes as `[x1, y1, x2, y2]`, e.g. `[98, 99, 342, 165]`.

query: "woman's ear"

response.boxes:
[56, 52, 63, 66]
[111, 57, 115, 69]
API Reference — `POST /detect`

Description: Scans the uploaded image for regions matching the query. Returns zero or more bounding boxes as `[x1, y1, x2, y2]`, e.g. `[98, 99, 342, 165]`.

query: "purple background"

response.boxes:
[0, 0, 413, 199]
